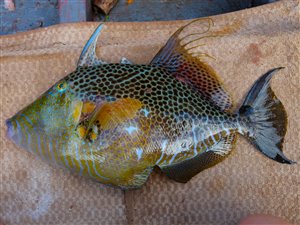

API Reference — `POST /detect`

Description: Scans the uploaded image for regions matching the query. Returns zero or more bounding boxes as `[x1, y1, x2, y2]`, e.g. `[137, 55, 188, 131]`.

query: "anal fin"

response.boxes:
[160, 133, 237, 183]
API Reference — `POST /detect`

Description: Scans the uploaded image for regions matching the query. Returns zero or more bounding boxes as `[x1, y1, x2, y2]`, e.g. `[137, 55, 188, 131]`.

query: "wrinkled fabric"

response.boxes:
[0, 0, 299, 224]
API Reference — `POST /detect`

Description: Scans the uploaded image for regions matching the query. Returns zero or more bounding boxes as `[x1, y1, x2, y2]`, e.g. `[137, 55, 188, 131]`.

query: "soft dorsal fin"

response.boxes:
[151, 18, 233, 111]
[77, 23, 107, 67]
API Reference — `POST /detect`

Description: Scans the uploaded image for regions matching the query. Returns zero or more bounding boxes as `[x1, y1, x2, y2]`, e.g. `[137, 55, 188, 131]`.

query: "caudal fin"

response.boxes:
[239, 68, 295, 164]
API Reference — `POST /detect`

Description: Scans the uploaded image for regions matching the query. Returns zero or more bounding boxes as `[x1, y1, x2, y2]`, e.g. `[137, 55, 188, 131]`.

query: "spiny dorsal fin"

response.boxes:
[77, 23, 107, 67]
[151, 18, 233, 111]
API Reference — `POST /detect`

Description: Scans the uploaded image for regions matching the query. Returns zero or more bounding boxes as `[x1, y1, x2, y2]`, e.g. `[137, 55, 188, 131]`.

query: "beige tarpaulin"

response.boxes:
[1, 0, 299, 224]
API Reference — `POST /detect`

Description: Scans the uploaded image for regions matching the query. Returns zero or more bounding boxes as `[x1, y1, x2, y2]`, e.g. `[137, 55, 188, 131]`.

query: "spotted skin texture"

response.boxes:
[7, 62, 244, 188]
[63, 64, 240, 187]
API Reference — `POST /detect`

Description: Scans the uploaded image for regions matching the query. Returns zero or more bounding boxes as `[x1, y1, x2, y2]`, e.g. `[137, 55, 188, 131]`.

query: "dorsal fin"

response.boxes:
[77, 23, 107, 67]
[151, 18, 233, 111]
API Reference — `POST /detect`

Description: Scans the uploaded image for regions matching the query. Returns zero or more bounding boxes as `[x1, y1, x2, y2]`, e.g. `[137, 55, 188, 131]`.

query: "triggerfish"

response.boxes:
[6, 19, 295, 189]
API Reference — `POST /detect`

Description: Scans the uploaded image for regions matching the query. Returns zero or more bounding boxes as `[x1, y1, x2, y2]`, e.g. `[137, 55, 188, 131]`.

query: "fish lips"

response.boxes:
[6, 117, 21, 145]
[6, 118, 15, 140]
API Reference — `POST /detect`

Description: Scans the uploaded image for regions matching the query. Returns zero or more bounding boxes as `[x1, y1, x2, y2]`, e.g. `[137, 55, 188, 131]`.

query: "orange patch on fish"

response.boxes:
[82, 102, 96, 114]
[96, 98, 143, 130]
[77, 125, 87, 138]
[90, 131, 98, 141]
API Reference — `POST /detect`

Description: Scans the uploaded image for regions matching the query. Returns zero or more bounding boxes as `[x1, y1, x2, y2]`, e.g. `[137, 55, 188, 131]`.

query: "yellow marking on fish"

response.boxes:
[69, 143, 81, 171]
[82, 150, 112, 184]
[73, 158, 86, 174]
[205, 138, 212, 147]
[61, 144, 98, 182]
[72, 100, 83, 122]
[82, 102, 96, 114]
[214, 133, 221, 142]
[52, 141, 61, 165]
[65, 154, 75, 169]
[77, 126, 87, 138]
[97, 98, 143, 130]
[220, 130, 228, 137]
[40, 137, 49, 159]
[90, 131, 97, 141]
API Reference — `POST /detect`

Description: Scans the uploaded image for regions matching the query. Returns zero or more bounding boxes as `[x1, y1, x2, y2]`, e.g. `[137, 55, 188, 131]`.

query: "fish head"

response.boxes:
[6, 77, 82, 151]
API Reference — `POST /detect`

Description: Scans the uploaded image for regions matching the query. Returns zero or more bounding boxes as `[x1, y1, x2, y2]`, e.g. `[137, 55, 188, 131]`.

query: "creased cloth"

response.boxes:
[0, 1, 299, 224]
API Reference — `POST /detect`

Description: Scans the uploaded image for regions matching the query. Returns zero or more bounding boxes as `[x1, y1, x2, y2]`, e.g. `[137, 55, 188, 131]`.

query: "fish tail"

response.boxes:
[238, 67, 295, 164]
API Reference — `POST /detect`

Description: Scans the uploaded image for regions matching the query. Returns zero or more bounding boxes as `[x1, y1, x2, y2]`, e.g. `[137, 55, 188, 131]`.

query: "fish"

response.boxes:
[6, 19, 295, 189]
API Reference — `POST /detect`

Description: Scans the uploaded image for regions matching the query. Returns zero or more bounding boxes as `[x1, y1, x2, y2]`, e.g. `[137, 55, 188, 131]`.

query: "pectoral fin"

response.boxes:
[76, 98, 143, 141]
[88, 98, 143, 131]
[160, 133, 236, 183]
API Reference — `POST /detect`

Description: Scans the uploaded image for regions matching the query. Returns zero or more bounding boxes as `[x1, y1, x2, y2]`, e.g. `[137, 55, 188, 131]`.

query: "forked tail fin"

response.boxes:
[239, 68, 295, 164]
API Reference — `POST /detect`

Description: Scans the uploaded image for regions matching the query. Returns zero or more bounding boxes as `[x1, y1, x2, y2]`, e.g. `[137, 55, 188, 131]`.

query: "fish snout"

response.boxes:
[6, 118, 16, 139]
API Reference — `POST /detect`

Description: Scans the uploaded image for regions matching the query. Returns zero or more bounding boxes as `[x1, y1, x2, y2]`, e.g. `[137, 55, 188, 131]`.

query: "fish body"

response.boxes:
[6, 20, 294, 189]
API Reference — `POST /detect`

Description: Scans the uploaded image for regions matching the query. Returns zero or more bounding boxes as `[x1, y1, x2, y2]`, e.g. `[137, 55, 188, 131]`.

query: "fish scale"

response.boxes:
[6, 19, 294, 189]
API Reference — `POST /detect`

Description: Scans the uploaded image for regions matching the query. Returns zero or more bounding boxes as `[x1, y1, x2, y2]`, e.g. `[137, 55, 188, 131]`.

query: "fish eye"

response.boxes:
[56, 81, 68, 92]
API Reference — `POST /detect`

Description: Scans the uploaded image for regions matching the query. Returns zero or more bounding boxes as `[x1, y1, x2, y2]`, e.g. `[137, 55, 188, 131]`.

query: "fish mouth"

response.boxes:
[6, 118, 16, 140]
